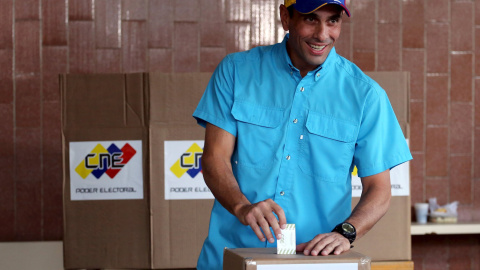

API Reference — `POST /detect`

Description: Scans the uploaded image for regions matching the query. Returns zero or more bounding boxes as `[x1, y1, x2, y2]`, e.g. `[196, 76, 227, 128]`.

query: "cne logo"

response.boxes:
[352, 166, 358, 176]
[170, 143, 203, 178]
[75, 143, 137, 179]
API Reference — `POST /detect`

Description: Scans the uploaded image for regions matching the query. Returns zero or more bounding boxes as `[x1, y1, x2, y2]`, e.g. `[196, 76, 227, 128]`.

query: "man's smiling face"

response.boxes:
[281, 4, 343, 75]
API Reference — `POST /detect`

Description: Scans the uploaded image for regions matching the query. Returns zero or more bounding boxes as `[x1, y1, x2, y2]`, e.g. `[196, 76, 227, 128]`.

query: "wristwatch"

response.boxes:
[332, 222, 356, 244]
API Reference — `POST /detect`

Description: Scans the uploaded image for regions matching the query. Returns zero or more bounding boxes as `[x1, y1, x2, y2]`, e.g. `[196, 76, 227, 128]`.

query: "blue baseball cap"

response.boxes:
[285, 0, 351, 17]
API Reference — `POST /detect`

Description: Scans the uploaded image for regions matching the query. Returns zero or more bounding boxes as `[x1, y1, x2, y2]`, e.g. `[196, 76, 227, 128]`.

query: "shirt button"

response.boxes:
[293, 119, 298, 124]
[280, 191, 285, 196]
[300, 87, 304, 92]
[286, 155, 291, 160]
[235, 161, 238, 164]
[300, 135, 304, 140]
[316, 73, 320, 78]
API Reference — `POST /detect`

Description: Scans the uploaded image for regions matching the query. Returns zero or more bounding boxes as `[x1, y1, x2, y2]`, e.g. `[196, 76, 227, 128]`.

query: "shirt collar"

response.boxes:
[279, 33, 338, 78]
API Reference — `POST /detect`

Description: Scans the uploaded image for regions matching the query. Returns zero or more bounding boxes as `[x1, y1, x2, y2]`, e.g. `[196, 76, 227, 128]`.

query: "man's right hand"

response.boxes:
[233, 199, 287, 243]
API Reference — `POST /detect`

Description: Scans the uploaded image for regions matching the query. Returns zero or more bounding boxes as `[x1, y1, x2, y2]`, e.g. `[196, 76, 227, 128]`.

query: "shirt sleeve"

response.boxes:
[353, 86, 413, 178]
[192, 55, 237, 137]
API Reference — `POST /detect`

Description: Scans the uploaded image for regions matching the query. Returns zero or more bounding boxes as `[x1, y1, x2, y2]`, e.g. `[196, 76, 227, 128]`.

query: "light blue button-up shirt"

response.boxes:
[193, 34, 412, 270]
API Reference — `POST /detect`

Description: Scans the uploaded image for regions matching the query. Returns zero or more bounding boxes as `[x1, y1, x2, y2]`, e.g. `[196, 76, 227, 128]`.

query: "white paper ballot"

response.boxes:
[277, 224, 296, 254]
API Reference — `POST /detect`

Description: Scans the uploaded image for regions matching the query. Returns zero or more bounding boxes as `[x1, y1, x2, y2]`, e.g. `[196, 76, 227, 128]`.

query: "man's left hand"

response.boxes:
[296, 232, 350, 256]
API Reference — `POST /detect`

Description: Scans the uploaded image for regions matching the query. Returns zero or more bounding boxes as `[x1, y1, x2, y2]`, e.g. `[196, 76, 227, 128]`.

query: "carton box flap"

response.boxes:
[224, 248, 371, 270]
[149, 72, 211, 124]
[125, 73, 149, 126]
[60, 73, 147, 129]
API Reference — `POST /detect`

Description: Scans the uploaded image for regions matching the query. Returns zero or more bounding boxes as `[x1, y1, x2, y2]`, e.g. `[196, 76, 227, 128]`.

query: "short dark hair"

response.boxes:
[287, 5, 294, 17]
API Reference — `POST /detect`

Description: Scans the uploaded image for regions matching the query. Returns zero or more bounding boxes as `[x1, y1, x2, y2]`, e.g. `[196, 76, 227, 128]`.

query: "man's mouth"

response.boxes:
[309, 44, 327, 51]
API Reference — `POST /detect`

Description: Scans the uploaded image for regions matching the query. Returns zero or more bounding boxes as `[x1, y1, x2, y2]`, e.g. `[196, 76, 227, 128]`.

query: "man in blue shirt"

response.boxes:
[193, 0, 413, 269]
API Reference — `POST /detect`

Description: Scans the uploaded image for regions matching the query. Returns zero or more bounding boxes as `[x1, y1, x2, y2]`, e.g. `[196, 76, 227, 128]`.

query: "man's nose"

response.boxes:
[314, 23, 328, 41]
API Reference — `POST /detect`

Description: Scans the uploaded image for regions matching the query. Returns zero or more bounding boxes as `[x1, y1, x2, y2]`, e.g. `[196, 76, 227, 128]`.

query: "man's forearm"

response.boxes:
[346, 169, 391, 239]
[201, 153, 250, 216]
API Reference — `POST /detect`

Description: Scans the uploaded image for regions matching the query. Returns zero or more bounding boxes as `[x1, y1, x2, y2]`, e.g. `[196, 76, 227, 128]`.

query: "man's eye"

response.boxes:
[305, 16, 315, 22]
[327, 19, 339, 25]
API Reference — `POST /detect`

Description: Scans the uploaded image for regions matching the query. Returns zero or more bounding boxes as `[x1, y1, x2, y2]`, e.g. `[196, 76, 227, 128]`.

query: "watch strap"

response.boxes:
[332, 222, 356, 244]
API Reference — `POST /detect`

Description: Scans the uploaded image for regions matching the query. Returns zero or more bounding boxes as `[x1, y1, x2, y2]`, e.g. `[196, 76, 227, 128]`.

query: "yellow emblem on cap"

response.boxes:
[285, 0, 296, 8]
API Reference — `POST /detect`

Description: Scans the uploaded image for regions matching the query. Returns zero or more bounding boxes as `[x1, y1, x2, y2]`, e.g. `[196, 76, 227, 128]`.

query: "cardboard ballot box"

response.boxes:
[61, 73, 215, 269]
[223, 248, 371, 270]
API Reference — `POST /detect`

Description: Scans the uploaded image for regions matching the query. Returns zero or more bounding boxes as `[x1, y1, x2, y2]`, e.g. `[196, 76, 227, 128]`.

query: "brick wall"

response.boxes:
[0, 0, 479, 269]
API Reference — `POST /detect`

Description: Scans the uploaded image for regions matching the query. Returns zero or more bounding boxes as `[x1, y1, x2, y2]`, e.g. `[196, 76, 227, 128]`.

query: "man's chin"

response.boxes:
[307, 58, 327, 67]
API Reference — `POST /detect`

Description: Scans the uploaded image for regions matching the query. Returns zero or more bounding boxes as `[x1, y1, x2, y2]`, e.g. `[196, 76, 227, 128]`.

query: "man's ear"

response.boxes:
[279, 5, 290, 31]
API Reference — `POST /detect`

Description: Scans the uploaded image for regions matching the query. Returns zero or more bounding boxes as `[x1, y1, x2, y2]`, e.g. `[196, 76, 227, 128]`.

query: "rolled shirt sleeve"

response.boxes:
[193, 56, 237, 137]
[353, 86, 413, 178]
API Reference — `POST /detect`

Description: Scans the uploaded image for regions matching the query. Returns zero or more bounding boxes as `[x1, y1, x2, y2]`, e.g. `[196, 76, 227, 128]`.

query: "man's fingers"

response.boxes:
[265, 199, 286, 239]
[248, 221, 266, 242]
[249, 207, 274, 243]
[256, 199, 285, 242]
[302, 234, 327, 255]
[319, 238, 350, 255]
[311, 238, 337, 256]
[271, 202, 287, 229]
[332, 243, 348, 255]
[239, 199, 287, 243]
[244, 210, 267, 242]
[296, 242, 308, 252]
[263, 211, 282, 240]
[317, 239, 340, 256]
[301, 233, 351, 256]
[257, 217, 275, 243]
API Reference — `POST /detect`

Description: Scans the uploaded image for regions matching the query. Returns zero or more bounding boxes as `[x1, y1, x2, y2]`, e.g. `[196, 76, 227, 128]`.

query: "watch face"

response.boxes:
[342, 223, 354, 233]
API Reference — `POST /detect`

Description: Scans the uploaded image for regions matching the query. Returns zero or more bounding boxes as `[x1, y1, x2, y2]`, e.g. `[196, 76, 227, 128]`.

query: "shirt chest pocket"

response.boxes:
[231, 101, 284, 169]
[300, 112, 357, 182]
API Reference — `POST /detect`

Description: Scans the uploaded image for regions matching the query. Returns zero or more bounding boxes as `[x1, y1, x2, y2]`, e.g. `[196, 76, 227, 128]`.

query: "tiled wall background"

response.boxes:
[0, 0, 479, 269]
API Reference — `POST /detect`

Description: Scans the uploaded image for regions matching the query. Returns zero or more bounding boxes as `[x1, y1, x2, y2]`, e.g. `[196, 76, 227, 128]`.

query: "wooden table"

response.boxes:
[372, 261, 414, 270]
